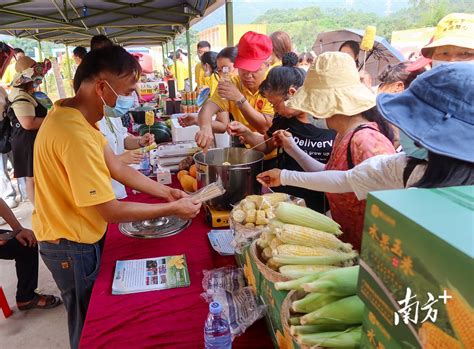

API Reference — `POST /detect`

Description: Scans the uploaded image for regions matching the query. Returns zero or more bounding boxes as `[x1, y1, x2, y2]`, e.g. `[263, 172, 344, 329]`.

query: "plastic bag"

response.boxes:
[231, 193, 306, 253]
[202, 266, 245, 294]
[202, 287, 266, 339]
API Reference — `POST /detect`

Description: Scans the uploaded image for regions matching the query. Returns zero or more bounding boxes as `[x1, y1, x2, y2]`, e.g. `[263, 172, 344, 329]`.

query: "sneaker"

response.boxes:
[5, 198, 18, 209]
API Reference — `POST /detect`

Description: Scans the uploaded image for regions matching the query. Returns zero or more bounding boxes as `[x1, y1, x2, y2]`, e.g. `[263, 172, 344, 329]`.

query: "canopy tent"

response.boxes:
[0, 0, 223, 47]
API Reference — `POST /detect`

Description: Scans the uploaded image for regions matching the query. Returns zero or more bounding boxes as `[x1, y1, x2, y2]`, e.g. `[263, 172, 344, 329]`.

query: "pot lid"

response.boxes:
[119, 216, 191, 239]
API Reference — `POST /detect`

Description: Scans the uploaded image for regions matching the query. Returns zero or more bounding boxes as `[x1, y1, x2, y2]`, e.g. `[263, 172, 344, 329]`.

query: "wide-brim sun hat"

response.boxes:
[11, 56, 37, 87]
[285, 51, 376, 119]
[377, 62, 474, 163]
[421, 13, 474, 58]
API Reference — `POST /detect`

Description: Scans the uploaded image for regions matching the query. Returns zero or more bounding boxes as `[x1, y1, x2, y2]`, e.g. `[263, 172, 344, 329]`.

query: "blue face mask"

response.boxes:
[399, 131, 428, 160]
[101, 81, 135, 118]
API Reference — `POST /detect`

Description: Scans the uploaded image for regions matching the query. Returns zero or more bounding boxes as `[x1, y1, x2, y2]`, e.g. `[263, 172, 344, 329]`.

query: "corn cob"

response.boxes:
[274, 273, 323, 291]
[279, 265, 339, 279]
[262, 247, 273, 261]
[244, 223, 255, 228]
[268, 219, 284, 231]
[445, 287, 474, 349]
[274, 244, 347, 257]
[245, 209, 256, 224]
[269, 237, 284, 250]
[257, 231, 274, 248]
[290, 324, 349, 336]
[241, 199, 256, 211]
[256, 210, 268, 225]
[264, 207, 275, 219]
[292, 292, 344, 313]
[273, 251, 357, 266]
[302, 266, 360, 296]
[232, 209, 246, 223]
[142, 142, 157, 153]
[301, 296, 364, 325]
[277, 224, 352, 252]
[266, 258, 283, 271]
[145, 111, 155, 126]
[275, 202, 342, 234]
[296, 326, 361, 348]
[262, 192, 289, 205]
[289, 316, 301, 326]
[419, 322, 462, 349]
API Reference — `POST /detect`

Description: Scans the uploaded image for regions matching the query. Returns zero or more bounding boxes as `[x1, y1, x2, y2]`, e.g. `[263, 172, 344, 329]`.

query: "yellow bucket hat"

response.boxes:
[285, 52, 375, 119]
[421, 13, 474, 58]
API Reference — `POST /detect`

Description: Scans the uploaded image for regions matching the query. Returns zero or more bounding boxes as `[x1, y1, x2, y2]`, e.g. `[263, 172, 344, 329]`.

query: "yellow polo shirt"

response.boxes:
[170, 60, 189, 91]
[32, 101, 115, 244]
[270, 61, 282, 70]
[209, 75, 274, 132]
[205, 73, 219, 96]
[1, 62, 16, 86]
[195, 63, 206, 87]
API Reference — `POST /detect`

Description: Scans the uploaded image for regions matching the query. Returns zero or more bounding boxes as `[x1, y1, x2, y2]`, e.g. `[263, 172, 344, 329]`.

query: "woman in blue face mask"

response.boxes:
[97, 79, 154, 199]
[257, 63, 474, 226]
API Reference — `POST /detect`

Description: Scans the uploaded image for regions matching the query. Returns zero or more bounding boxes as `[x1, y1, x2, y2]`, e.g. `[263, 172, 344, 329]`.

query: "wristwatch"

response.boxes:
[236, 96, 247, 108]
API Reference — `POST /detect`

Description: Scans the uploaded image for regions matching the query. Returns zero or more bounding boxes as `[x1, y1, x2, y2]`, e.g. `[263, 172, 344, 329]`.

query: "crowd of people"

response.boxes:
[0, 11, 472, 349]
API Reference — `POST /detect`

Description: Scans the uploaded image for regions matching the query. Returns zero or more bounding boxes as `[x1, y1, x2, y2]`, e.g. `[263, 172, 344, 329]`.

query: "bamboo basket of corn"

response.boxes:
[281, 290, 313, 349]
[250, 240, 291, 283]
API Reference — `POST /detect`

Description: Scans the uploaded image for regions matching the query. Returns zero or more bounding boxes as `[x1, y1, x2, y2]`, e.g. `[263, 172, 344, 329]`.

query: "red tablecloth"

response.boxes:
[80, 183, 274, 349]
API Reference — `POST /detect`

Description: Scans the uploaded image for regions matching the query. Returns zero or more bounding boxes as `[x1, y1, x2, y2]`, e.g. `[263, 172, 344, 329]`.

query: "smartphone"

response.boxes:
[0, 229, 15, 241]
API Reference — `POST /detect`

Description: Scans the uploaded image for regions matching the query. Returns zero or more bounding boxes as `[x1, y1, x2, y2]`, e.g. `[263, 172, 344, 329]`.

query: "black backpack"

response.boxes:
[0, 95, 12, 153]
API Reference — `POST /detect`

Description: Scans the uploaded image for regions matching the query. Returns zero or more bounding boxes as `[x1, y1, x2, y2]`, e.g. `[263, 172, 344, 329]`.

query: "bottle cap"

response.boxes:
[209, 302, 222, 315]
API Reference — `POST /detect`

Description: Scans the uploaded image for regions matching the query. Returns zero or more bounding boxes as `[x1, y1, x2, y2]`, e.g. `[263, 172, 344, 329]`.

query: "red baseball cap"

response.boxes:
[234, 31, 273, 72]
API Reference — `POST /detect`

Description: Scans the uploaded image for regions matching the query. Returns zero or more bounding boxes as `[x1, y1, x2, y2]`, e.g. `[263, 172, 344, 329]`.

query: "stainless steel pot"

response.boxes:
[193, 148, 264, 210]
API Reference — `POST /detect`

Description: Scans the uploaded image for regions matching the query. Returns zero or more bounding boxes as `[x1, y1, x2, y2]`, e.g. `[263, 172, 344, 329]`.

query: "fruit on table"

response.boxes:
[189, 164, 197, 178]
[177, 170, 189, 181]
[179, 174, 196, 192]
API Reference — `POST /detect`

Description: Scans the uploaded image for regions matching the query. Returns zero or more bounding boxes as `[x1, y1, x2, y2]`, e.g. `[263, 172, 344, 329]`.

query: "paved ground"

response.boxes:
[0, 200, 69, 349]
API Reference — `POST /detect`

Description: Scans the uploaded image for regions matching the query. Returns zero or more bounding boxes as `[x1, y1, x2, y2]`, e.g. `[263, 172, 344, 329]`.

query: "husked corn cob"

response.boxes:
[268, 219, 284, 231]
[267, 258, 283, 271]
[301, 295, 364, 325]
[264, 208, 275, 219]
[256, 210, 268, 225]
[232, 209, 246, 223]
[269, 237, 284, 250]
[274, 244, 344, 257]
[242, 199, 256, 211]
[277, 224, 352, 252]
[419, 322, 462, 349]
[445, 287, 474, 348]
[262, 247, 273, 261]
[245, 209, 256, 224]
[275, 202, 342, 235]
[279, 264, 339, 279]
[262, 192, 289, 205]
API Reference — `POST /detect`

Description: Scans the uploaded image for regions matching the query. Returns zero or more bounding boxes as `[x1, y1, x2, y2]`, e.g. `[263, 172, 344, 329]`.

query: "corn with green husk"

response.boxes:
[290, 324, 350, 336]
[289, 316, 301, 326]
[274, 244, 348, 257]
[266, 258, 283, 271]
[276, 224, 352, 252]
[279, 265, 339, 279]
[291, 292, 344, 313]
[273, 250, 357, 266]
[275, 202, 342, 235]
[300, 295, 364, 325]
[275, 273, 323, 291]
[302, 266, 359, 296]
[296, 326, 362, 348]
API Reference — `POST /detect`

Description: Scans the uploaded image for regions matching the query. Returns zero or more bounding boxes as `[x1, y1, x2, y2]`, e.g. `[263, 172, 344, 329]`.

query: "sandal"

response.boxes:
[17, 293, 62, 311]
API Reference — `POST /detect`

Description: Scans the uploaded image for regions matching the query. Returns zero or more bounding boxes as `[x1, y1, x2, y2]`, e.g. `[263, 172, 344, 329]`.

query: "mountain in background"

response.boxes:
[193, 0, 410, 31]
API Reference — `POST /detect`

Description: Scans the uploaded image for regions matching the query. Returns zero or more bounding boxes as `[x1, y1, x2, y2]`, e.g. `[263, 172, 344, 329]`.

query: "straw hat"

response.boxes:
[15, 56, 36, 73]
[421, 13, 474, 58]
[285, 52, 375, 119]
[11, 56, 37, 87]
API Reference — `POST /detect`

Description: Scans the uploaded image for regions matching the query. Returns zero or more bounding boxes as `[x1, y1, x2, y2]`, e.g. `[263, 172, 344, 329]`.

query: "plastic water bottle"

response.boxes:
[204, 302, 232, 349]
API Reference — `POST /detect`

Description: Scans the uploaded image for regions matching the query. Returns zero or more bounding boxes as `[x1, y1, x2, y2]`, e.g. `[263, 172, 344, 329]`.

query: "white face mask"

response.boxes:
[432, 59, 474, 68]
[309, 117, 328, 129]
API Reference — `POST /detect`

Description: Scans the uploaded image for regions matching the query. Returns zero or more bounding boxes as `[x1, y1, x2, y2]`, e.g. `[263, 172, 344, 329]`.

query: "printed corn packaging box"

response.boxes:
[358, 186, 474, 348]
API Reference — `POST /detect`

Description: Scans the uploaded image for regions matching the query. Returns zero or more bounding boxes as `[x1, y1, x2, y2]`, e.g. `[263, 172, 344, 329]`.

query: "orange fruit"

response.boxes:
[180, 174, 195, 192]
[192, 179, 198, 192]
[189, 164, 197, 178]
[177, 170, 189, 181]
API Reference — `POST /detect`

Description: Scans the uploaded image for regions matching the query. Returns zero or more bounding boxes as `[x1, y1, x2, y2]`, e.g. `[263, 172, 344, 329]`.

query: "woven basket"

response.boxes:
[281, 290, 314, 349]
[250, 240, 291, 283]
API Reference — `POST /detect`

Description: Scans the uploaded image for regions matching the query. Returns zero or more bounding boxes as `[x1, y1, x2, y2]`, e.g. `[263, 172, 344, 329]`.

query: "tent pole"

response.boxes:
[186, 26, 193, 91]
[161, 44, 166, 75]
[37, 40, 48, 94]
[65, 44, 73, 95]
[225, 0, 234, 46]
[172, 39, 178, 83]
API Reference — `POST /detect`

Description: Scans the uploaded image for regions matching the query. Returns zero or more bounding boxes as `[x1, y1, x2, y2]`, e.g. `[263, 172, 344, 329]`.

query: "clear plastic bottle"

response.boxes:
[204, 302, 232, 349]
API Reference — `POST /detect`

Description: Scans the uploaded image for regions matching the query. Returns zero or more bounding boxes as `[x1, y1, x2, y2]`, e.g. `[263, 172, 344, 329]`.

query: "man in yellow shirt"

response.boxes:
[168, 49, 189, 91]
[195, 41, 211, 87]
[34, 46, 201, 349]
[196, 31, 274, 151]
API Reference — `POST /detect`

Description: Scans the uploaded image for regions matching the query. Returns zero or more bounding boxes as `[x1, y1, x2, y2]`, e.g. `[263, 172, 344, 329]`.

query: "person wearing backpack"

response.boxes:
[7, 56, 47, 205]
